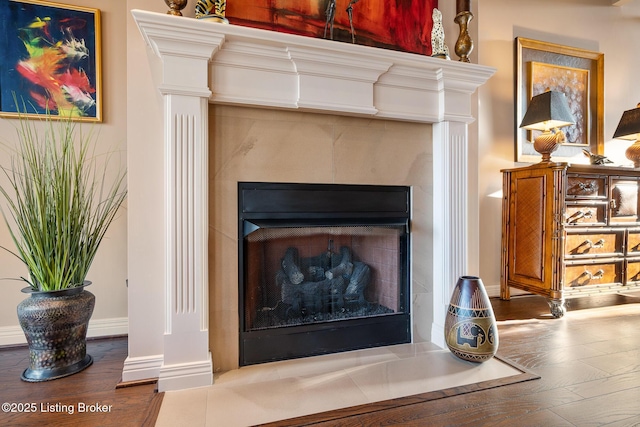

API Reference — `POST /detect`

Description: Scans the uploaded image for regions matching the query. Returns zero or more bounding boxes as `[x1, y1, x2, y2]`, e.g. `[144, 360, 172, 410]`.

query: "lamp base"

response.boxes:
[625, 140, 640, 168]
[533, 130, 566, 162]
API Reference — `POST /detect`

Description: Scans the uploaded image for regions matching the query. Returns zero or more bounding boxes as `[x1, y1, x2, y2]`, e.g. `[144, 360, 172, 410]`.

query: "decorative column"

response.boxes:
[133, 12, 224, 391]
[431, 120, 470, 348]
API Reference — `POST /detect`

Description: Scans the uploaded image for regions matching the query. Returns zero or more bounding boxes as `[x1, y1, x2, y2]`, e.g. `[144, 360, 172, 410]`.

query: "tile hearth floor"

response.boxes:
[154, 342, 522, 426]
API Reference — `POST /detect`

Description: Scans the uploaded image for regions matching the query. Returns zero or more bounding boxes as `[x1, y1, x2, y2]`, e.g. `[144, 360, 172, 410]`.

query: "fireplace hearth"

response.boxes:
[239, 183, 410, 365]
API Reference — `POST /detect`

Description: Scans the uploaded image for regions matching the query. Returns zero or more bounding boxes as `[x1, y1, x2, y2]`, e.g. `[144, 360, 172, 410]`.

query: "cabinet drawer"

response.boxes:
[565, 230, 624, 258]
[567, 175, 606, 198]
[626, 259, 640, 283]
[628, 230, 640, 255]
[565, 203, 607, 226]
[610, 180, 639, 224]
[565, 261, 623, 288]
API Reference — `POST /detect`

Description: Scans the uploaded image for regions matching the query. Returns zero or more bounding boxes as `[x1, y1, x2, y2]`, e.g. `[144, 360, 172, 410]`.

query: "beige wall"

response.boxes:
[0, 0, 129, 340]
[125, 0, 166, 359]
[477, 0, 640, 295]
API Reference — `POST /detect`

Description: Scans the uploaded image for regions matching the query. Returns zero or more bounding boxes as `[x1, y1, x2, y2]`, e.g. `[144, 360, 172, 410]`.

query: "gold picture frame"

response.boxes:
[516, 37, 603, 163]
[0, 0, 102, 122]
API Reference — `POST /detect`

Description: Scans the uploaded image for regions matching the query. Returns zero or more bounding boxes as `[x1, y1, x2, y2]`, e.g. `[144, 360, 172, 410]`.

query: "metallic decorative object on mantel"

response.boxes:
[430, 8, 450, 60]
[195, 0, 229, 23]
[520, 90, 575, 163]
[454, 0, 473, 62]
[165, 0, 187, 16]
[347, 0, 360, 44]
[613, 103, 640, 167]
[323, 0, 337, 39]
[454, 12, 474, 62]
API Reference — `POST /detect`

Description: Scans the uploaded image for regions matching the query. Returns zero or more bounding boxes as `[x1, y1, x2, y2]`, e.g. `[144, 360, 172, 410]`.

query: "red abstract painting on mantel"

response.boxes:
[226, 0, 437, 56]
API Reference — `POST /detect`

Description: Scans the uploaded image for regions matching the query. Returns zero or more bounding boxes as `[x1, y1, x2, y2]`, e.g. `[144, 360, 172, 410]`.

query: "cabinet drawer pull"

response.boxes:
[582, 269, 604, 280]
[578, 182, 596, 192]
[568, 209, 593, 223]
[584, 239, 605, 249]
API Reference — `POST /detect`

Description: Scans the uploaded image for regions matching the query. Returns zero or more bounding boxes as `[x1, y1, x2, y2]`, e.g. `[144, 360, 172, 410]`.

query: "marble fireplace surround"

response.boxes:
[129, 10, 494, 392]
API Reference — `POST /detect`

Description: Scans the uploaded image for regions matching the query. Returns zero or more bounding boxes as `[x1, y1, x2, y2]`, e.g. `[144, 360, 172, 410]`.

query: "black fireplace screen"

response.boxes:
[245, 225, 403, 331]
[239, 183, 411, 365]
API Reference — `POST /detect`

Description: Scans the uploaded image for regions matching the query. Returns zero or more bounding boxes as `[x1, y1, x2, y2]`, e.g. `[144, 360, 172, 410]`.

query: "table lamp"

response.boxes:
[520, 90, 575, 162]
[613, 104, 640, 167]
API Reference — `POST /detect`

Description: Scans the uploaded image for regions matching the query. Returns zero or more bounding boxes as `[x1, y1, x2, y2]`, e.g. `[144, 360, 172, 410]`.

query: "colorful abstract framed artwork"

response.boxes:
[515, 37, 604, 163]
[226, 1, 437, 56]
[0, 0, 102, 122]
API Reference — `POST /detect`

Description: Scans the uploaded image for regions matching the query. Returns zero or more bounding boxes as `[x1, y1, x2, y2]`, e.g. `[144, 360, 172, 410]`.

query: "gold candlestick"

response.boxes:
[454, 11, 474, 63]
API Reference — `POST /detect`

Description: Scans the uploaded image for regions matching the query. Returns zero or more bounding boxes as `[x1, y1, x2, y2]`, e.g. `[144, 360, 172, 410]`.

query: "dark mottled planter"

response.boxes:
[17, 283, 95, 382]
[444, 276, 499, 362]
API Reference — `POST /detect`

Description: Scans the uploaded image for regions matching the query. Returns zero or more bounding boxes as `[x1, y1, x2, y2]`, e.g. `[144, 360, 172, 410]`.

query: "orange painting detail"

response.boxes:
[226, 0, 436, 56]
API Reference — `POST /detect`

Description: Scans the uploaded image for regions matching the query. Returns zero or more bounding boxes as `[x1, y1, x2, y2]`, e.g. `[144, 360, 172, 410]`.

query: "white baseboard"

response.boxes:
[87, 317, 129, 338]
[158, 354, 213, 391]
[122, 353, 164, 383]
[0, 317, 128, 347]
[485, 283, 501, 298]
[431, 321, 446, 349]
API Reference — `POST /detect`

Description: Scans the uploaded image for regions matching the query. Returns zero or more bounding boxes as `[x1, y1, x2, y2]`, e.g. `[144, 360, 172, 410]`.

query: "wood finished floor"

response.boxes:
[1, 293, 640, 426]
[0, 336, 162, 427]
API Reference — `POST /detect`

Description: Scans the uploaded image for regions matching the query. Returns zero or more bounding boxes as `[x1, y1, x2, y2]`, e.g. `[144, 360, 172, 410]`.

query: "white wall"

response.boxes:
[477, 0, 640, 295]
[0, 0, 129, 344]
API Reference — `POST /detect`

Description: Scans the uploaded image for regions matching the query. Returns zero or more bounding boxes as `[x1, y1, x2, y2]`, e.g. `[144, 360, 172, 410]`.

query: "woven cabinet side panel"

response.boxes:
[512, 176, 546, 281]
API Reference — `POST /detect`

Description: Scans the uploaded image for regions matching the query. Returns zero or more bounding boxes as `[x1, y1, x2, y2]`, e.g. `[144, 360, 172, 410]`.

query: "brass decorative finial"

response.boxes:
[165, 0, 187, 16]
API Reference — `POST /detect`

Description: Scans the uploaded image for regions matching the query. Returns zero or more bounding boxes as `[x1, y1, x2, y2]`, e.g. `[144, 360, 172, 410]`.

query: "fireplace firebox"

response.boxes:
[239, 183, 411, 365]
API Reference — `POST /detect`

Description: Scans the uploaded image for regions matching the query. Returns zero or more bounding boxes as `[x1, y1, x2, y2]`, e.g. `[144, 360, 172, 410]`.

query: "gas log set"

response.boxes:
[254, 244, 393, 329]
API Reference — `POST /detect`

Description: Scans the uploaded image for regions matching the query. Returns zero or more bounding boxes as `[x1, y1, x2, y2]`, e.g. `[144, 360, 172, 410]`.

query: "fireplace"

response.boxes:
[239, 183, 410, 365]
[128, 10, 494, 392]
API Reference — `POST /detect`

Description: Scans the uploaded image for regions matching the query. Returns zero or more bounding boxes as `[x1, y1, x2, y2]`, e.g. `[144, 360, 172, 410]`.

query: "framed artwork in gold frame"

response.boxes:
[0, 0, 102, 122]
[515, 37, 603, 163]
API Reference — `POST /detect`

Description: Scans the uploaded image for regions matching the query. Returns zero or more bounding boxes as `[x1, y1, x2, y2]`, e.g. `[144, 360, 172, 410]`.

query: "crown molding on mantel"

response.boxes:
[132, 9, 495, 124]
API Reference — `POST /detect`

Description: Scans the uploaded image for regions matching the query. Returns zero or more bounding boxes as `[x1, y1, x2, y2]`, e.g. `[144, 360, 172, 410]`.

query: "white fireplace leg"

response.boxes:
[131, 19, 224, 390]
[431, 121, 470, 348]
[158, 93, 213, 391]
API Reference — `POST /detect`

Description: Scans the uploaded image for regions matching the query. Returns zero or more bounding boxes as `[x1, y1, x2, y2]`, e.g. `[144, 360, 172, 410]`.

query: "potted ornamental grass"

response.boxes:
[0, 110, 126, 381]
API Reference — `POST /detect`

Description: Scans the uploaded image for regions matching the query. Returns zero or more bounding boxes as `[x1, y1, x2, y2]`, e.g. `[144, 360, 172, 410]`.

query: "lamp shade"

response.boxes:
[520, 90, 575, 131]
[613, 105, 640, 140]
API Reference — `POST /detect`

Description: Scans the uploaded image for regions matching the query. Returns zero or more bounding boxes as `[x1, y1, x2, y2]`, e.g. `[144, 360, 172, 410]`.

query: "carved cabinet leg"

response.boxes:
[547, 299, 566, 318]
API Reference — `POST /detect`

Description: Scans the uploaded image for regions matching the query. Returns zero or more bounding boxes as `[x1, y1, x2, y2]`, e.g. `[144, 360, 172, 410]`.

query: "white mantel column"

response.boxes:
[431, 120, 470, 347]
[133, 15, 224, 391]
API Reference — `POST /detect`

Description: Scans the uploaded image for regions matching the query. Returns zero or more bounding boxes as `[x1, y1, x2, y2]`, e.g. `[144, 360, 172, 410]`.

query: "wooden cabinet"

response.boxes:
[501, 163, 640, 317]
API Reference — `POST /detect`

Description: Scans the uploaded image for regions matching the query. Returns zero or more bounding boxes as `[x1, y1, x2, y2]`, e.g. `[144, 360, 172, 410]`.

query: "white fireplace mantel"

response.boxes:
[127, 9, 495, 392]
